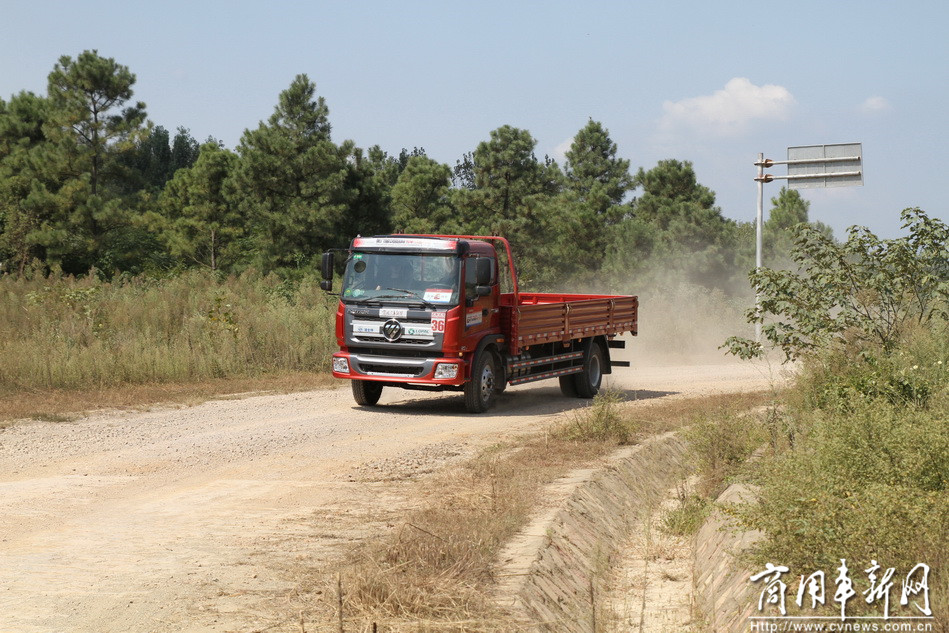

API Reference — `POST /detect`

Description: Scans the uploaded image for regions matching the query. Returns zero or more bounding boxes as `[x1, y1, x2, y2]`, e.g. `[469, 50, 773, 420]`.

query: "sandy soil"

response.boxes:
[0, 357, 783, 632]
[607, 479, 699, 632]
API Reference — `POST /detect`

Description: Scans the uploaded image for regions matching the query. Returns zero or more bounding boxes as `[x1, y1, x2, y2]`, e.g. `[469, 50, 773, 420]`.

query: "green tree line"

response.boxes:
[0, 49, 825, 291]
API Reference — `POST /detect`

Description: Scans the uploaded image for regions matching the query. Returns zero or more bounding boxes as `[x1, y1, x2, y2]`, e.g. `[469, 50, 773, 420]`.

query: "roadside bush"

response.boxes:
[718, 208, 948, 622]
[724, 208, 949, 362]
[663, 488, 712, 537]
[738, 405, 948, 612]
[796, 327, 948, 413]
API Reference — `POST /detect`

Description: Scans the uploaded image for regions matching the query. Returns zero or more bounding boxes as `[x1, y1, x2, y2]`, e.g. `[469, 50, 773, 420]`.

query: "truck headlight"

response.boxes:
[434, 363, 459, 380]
[333, 357, 350, 373]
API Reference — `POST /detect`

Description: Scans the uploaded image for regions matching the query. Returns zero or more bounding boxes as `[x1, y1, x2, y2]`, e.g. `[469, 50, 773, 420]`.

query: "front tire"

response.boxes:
[352, 380, 383, 406]
[573, 343, 604, 398]
[465, 351, 498, 413]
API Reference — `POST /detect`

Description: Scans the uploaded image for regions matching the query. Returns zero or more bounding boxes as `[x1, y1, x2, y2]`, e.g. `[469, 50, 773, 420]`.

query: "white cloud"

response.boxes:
[552, 137, 573, 163]
[859, 96, 891, 114]
[658, 77, 795, 138]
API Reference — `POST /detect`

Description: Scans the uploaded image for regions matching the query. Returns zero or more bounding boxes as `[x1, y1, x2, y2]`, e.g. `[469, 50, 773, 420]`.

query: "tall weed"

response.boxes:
[0, 269, 338, 392]
[684, 408, 767, 498]
[557, 390, 633, 444]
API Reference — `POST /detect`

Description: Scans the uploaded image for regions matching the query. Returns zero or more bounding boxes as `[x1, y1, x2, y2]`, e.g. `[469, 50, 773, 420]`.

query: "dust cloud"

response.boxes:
[575, 270, 756, 367]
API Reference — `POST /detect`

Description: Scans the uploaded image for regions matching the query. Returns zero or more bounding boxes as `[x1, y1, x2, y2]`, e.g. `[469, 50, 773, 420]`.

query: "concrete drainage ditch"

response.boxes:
[495, 431, 762, 633]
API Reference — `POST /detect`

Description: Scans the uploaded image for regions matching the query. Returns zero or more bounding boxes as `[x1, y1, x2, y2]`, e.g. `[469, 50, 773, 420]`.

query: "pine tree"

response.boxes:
[0, 91, 55, 273]
[153, 142, 241, 270]
[606, 159, 742, 290]
[564, 119, 632, 221]
[40, 50, 149, 272]
[451, 125, 565, 286]
[763, 186, 833, 269]
[46, 50, 147, 198]
[391, 155, 454, 234]
[227, 74, 355, 270]
[561, 119, 634, 272]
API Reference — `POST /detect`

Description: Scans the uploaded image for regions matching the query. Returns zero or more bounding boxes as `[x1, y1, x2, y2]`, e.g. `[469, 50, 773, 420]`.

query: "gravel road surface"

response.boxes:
[0, 360, 781, 632]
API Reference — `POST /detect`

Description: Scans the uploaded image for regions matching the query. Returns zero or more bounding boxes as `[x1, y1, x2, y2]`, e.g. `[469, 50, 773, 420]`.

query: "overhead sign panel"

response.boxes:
[787, 143, 863, 189]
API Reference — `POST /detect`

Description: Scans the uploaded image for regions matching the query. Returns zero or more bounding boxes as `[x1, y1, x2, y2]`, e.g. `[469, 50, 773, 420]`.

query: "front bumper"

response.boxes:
[331, 351, 468, 386]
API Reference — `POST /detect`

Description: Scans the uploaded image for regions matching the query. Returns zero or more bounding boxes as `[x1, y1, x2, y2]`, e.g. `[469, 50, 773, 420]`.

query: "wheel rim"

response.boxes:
[480, 363, 495, 402]
[589, 353, 601, 386]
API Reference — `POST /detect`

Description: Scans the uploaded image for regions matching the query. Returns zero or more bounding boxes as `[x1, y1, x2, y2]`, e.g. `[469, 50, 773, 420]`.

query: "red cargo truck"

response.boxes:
[320, 235, 638, 412]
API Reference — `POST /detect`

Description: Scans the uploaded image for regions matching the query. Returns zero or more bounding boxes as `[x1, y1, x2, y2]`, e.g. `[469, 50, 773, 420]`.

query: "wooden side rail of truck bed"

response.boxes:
[499, 293, 638, 355]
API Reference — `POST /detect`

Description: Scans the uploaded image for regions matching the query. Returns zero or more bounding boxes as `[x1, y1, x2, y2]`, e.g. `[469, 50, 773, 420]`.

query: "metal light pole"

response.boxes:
[755, 153, 764, 343]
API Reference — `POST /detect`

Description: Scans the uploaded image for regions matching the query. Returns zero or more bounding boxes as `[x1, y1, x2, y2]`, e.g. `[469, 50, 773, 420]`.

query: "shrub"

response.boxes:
[684, 408, 766, 498]
[735, 326, 948, 622]
[724, 208, 949, 362]
[663, 489, 712, 536]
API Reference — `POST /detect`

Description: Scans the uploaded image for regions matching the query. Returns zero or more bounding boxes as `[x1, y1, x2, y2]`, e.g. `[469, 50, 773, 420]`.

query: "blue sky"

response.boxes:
[2, 0, 947, 239]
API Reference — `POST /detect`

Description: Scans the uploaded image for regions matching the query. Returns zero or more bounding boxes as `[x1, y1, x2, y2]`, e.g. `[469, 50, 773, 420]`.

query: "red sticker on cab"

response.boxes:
[431, 312, 446, 333]
[423, 289, 453, 303]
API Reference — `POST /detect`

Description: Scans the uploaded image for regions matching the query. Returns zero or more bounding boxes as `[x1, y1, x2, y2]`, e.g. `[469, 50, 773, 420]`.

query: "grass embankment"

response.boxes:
[665, 325, 949, 625]
[739, 325, 949, 623]
[305, 390, 772, 632]
[0, 270, 338, 421]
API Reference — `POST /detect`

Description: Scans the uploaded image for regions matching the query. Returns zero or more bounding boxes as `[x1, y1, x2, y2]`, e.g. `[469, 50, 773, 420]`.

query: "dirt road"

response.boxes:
[0, 360, 782, 632]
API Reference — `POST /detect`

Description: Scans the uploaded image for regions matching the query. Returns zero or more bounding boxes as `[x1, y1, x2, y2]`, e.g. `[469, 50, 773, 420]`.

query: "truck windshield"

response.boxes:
[341, 253, 460, 306]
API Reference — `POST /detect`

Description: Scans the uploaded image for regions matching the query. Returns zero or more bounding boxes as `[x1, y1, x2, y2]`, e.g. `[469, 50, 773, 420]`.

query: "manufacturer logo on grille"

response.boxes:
[382, 319, 403, 342]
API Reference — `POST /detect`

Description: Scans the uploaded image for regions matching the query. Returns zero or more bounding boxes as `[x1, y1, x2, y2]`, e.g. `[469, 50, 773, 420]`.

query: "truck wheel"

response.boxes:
[352, 380, 383, 406]
[465, 351, 498, 413]
[573, 343, 604, 398]
[559, 375, 578, 397]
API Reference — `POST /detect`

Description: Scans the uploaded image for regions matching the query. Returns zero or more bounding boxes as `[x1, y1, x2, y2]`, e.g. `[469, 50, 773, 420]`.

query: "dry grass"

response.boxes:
[0, 269, 337, 393]
[298, 390, 774, 632]
[337, 439, 606, 631]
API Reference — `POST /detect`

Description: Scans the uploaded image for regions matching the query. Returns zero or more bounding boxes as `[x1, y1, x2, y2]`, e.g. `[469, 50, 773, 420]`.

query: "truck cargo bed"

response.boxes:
[500, 293, 638, 355]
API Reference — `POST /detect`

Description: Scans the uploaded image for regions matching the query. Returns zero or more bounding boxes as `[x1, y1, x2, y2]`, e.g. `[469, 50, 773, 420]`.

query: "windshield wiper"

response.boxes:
[344, 296, 384, 305]
[379, 287, 438, 309]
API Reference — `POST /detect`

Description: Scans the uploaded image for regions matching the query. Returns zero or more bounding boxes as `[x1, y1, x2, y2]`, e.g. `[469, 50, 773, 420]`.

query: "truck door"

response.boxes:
[462, 256, 497, 343]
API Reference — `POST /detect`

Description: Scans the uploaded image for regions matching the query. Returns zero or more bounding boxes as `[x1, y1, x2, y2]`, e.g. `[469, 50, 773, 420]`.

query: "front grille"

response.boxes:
[357, 363, 424, 377]
[353, 336, 430, 345]
[349, 316, 437, 347]
[348, 347, 434, 359]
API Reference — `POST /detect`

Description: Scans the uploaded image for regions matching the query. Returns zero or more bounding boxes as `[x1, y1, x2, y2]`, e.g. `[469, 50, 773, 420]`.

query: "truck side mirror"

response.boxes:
[472, 258, 493, 298]
[321, 252, 334, 280]
[320, 252, 334, 291]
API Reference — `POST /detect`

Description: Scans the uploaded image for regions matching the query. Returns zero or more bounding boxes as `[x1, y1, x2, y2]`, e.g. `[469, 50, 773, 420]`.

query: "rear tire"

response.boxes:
[559, 375, 578, 397]
[465, 351, 498, 413]
[573, 343, 604, 398]
[352, 380, 383, 406]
